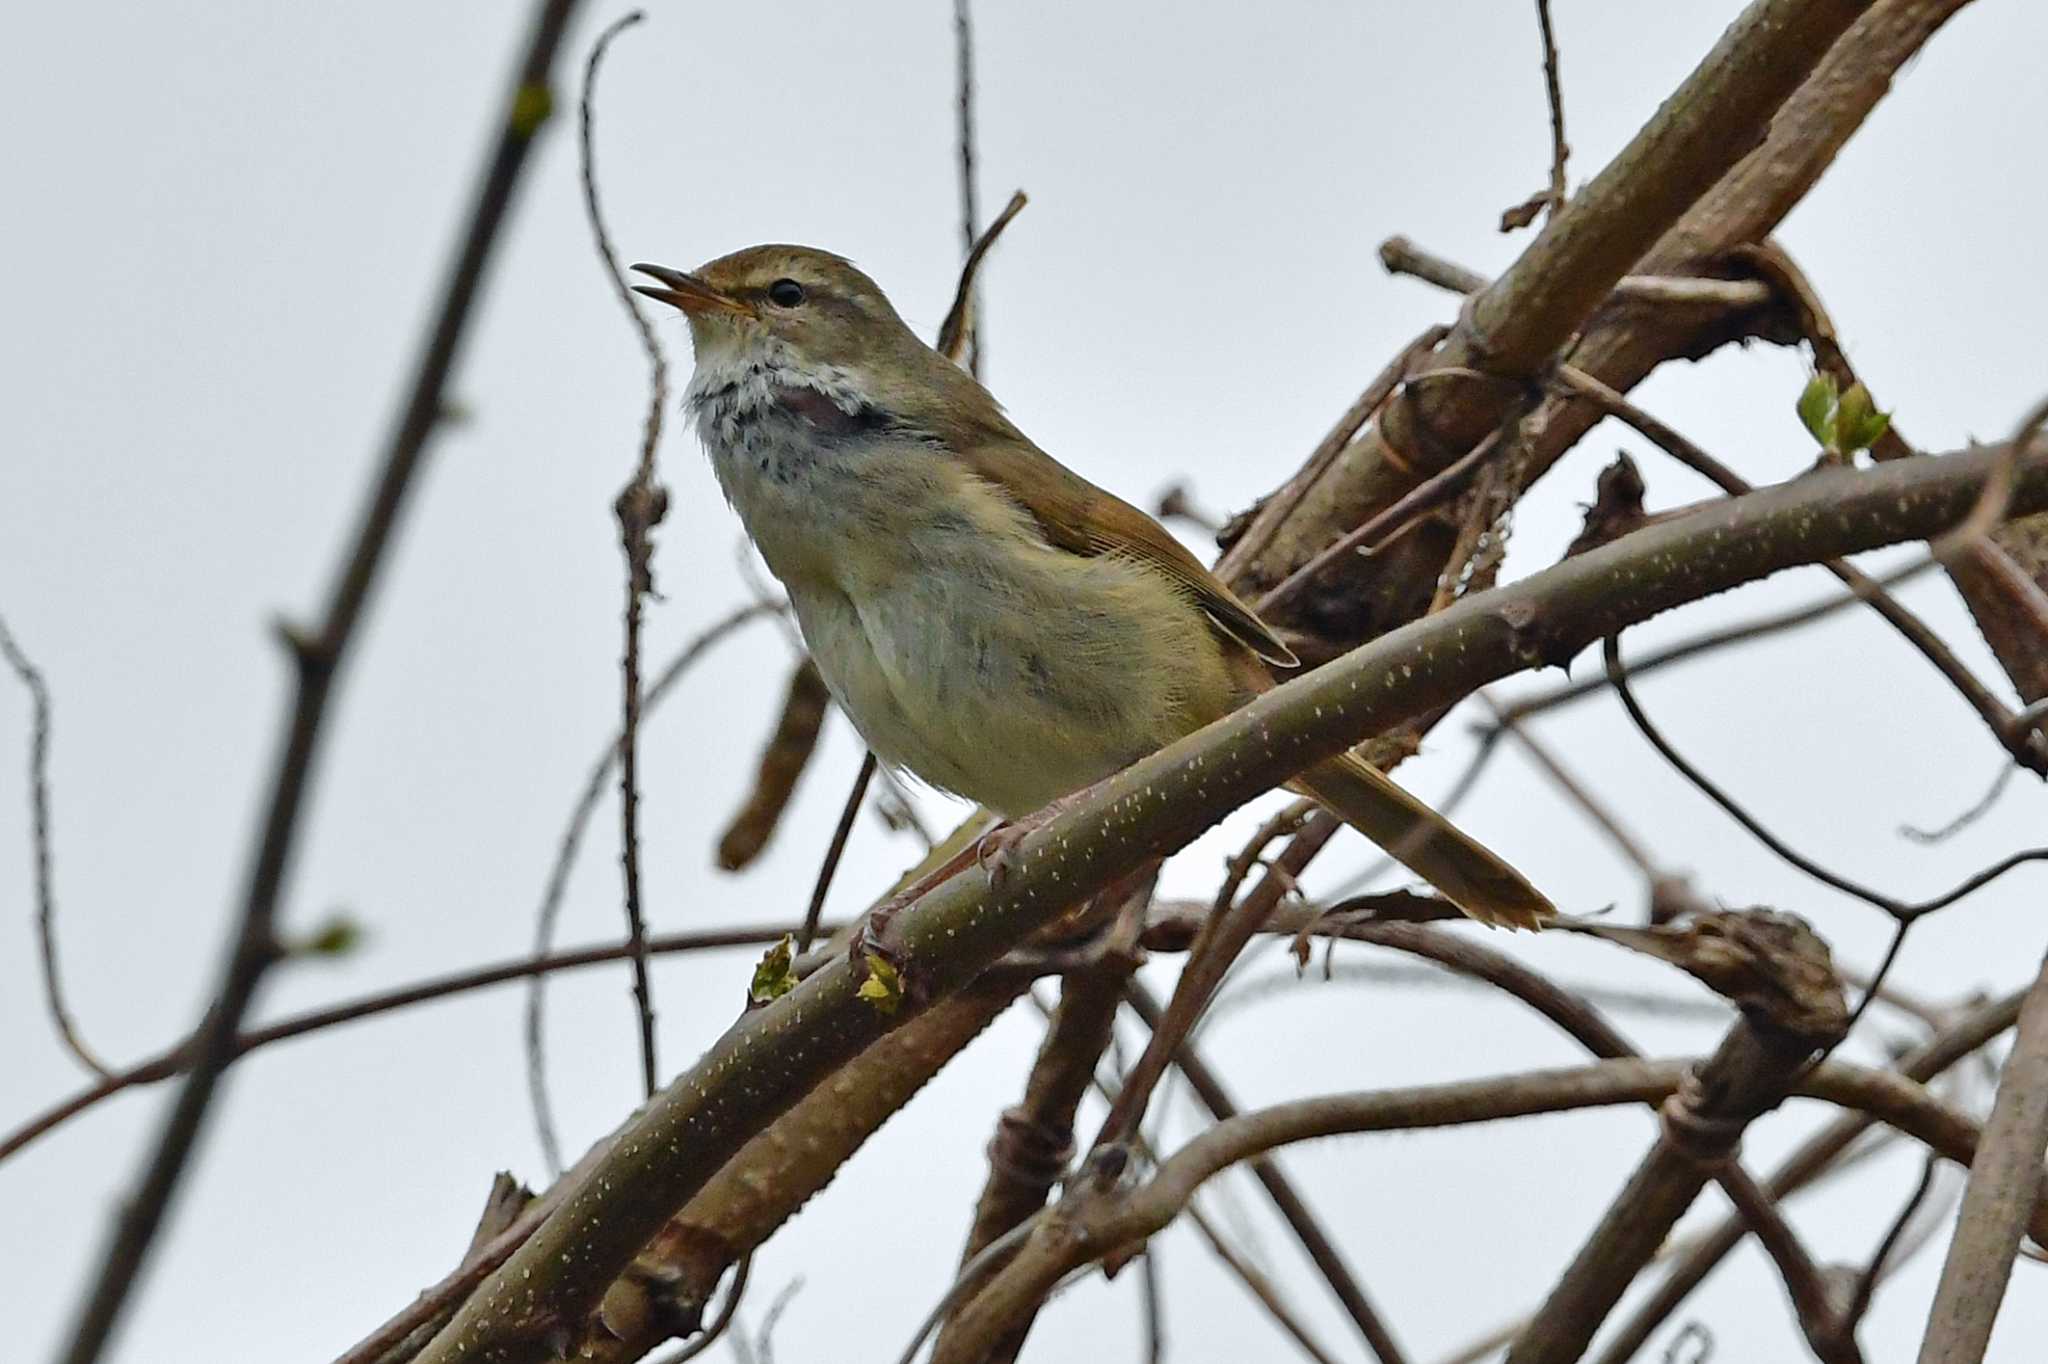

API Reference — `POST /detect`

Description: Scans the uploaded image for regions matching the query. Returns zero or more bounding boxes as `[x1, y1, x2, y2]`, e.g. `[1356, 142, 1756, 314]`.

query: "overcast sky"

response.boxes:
[4, 3, 2045, 1362]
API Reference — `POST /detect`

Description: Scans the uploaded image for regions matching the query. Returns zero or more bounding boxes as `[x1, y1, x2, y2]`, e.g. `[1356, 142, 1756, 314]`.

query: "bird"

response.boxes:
[631, 245, 1553, 930]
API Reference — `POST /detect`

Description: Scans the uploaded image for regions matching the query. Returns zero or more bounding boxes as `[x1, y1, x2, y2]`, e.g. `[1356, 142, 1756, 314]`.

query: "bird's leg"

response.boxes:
[852, 780, 1123, 996]
[847, 830, 993, 978]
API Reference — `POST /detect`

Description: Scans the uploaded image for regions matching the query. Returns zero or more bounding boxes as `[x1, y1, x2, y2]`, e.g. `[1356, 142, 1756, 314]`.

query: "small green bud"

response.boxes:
[1833, 383, 1891, 453]
[295, 915, 366, 958]
[856, 954, 903, 1014]
[748, 935, 797, 1005]
[510, 83, 554, 137]
[1797, 373, 1838, 448]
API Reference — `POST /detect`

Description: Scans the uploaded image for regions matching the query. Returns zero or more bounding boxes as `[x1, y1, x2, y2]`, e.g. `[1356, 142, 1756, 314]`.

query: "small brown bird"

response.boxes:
[633, 246, 1552, 929]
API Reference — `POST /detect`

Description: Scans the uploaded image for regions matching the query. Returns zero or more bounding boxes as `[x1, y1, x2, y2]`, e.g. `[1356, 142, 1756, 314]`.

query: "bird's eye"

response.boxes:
[767, 278, 806, 308]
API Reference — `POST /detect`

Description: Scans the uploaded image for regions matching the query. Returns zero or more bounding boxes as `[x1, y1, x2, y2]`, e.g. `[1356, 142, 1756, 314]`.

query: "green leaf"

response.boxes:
[1834, 384, 1891, 454]
[1848, 409, 1892, 451]
[856, 953, 903, 1015]
[1796, 373, 1838, 448]
[749, 934, 797, 1005]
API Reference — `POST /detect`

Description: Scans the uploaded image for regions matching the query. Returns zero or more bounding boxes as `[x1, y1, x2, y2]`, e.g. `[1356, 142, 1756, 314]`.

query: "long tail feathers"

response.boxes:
[1292, 752, 1554, 930]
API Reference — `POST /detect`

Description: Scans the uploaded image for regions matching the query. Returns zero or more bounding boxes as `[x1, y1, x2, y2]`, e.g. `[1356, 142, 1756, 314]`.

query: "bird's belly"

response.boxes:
[790, 551, 1234, 818]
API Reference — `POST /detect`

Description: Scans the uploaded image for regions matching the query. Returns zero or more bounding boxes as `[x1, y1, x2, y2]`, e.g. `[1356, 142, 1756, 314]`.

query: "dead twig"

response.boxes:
[1377, 235, 1772, 313]
[1500, 0, 1570, 231]
[580, 6, 670, 1102]
[1900, 761, 2018, 844]
[1503, 919, 1850, 1364]
[0, 611, 109, 1077]
[1124, 981, 1413, 1364]
[1602, 635, 2048, 925]
[798, 752, 876, 955]
[4, 921, 831, 1166]
[526, 601, 780, 1174]
[1557, 363, 2046, 777]
[936, 191, 1028, 371]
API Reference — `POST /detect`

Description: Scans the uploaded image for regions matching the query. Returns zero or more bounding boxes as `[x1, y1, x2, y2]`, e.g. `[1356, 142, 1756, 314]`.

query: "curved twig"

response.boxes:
[526, 600, 779, 1173]
[0, 611, 109, 1077]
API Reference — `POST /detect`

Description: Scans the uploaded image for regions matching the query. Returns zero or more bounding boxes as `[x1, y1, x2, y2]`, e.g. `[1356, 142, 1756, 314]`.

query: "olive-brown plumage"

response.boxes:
[633, 245, 1553, 928]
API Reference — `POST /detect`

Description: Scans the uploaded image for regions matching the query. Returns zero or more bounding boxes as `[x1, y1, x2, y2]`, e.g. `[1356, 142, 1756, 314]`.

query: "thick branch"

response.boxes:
[1229, 0, 1973, 655]
[1503, 1022, 1843, 1364]
[931, 1055, 2039, 1364]
[409, 441, 2048, 1364]
[1916, 953, 2048, 1362]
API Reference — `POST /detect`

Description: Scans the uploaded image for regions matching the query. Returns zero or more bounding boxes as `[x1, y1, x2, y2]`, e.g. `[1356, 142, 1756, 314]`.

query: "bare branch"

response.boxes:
[579, 6, 671, 1103]
[4, 922, 827, 1166]
[716, 660, 832, 872]
[936, 190, 1028, 370]
[0, 610, 108, 1077]
[1916, 952, 2048, 1362]
[1556, 363, 2044, 776]
[1603, 634, 2048, 922]
[55, 7, 585, 1359]
[527, 601, 781, 1173]
[1594, 988, 2031, 1362]
[938, 1050, 2035, 1364]
[798, 751, 875, 954]
[1124, 981, 1412, 1364]
[407, 439, 2048, 1364]
[1499, 0, 1569, 232]
[1381, 235, 1772, 311]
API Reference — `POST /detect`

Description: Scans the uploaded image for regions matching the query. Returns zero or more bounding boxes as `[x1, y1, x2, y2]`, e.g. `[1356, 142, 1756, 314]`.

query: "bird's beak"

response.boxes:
[630, 263, 756, 319]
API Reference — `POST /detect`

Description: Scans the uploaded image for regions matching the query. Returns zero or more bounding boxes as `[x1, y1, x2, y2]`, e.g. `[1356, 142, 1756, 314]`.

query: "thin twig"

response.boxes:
[1126, 981, 1413, 1364]
[1378, 235, 1771, 312]
[527, 601, 779, 1173]
[579, 6, 670, 1101]
[935, 190, 1028, 370]
[1902, 761, 2019, 844]
[1216, 327, 1450, 583]
[1602, 635, 2048, 923]
[4, 922, 828, 1166]
[1594, 986, 2029, 1364]
[1137, 1244, 1165, 1364]
[1095, 814, 1341, 1149]
[1838, 1154, 1941, 1340]
[0, 611, 108, 1077]
[1498, 0, 1570, 232]
[800, 752, 875, 954]
[55, 7, 583, 1360]
[1256, 417, 1518, 617]
[1489, 566, 1935, 729]
[1483, 690, 1659, 878]
[1182, 1202, 1344, 1364]
[1556, 363, 2044, 777]
[950, 0, 983, 375]
[656, 1255, 752, 1364]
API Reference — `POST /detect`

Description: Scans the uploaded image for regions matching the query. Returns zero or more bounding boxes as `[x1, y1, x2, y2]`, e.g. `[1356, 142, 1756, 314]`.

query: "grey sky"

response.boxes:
[4, 3, 2044, 1360]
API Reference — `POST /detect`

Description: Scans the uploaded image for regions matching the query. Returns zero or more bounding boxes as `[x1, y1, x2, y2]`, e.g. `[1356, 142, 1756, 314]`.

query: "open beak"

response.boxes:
[630, 263, 756, 319]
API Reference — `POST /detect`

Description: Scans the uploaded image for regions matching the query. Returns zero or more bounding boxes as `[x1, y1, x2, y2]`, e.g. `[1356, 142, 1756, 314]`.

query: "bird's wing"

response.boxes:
[956, 435, 1299, 667]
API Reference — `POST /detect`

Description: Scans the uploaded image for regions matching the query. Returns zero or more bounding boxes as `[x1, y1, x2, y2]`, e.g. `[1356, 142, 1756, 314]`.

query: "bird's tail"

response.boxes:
[1291, 751, 1553, 930]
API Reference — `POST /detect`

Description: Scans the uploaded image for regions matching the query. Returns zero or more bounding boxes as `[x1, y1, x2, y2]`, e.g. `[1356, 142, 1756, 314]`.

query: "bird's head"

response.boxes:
[632, 245, 928, 382]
